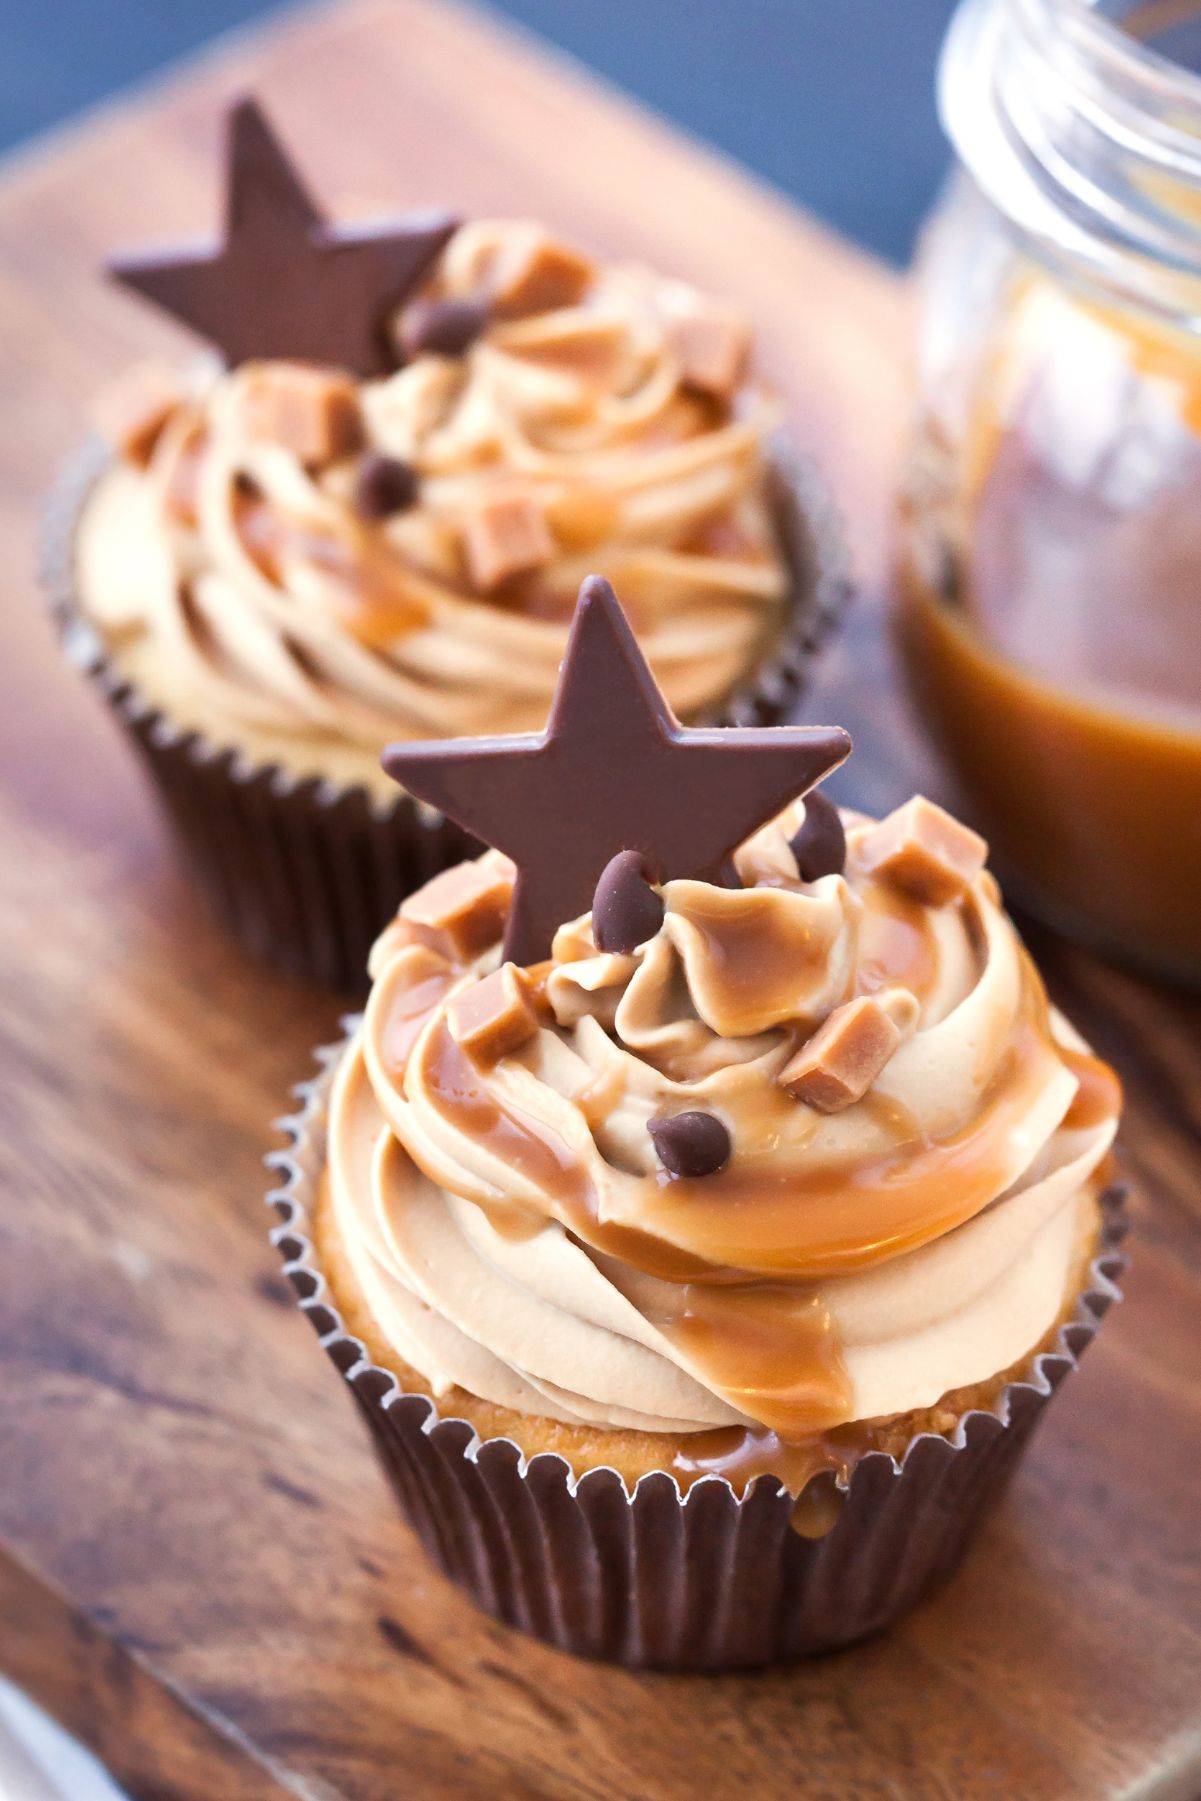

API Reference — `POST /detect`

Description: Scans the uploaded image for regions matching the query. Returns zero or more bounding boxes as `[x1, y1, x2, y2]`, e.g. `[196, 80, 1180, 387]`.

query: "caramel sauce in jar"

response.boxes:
[901, 1, 1201, 983]
[896, 394, 1201, 978]
[897, 270, 1201, 980]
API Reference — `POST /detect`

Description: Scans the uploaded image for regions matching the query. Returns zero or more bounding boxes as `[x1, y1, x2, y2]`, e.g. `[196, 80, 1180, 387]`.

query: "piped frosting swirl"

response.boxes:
[78, 219, 791, 782]
[326, 795, 1120, 1443]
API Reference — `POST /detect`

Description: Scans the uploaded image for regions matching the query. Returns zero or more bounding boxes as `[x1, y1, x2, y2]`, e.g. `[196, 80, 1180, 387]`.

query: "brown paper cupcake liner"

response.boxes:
[266, 1033, 1128, 1671]
[43, 436, 848, 993]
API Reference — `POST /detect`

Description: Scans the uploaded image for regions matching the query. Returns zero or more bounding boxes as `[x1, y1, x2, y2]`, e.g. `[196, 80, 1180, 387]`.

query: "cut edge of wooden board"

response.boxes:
[0, 1546, 301, 1801]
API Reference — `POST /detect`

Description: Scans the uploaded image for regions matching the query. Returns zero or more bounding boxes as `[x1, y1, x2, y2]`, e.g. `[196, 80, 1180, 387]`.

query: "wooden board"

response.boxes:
[0, 3, 1198, 1796]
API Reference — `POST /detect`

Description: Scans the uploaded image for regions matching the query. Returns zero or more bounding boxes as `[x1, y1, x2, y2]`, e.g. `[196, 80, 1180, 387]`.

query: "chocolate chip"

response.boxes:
[648, 1112, 731, 1179]
[933, 537, 963, 608]
[592, 850, 664, 954]
[789, 790, 846, 882]
[403, 296, 489, 359]
[354, 452, 419, 519]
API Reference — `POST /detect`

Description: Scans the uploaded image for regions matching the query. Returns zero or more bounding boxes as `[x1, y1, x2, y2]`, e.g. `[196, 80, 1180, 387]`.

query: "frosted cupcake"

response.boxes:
[48, 97, 843, 988]
[271, 576, 1125, 1669]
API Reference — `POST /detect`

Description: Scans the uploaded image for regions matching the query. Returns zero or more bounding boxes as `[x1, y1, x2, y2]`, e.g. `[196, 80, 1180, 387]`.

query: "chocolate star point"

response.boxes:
[108, 96, 457, 376]
[383, 577, 851, 965]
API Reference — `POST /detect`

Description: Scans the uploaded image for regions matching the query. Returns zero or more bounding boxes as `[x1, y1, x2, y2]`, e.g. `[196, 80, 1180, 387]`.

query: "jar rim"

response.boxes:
[1019, 0, 1201, 115]
[941, 0, 1201, 310]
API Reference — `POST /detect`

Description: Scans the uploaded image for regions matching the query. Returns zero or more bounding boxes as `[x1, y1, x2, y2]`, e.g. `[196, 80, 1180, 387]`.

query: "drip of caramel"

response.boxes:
[671, 1421, 870, 1514]
[634, 1278, 852, 1438]
[666, 883, 839, 1034]
[1061, 1048, 1124, 1132]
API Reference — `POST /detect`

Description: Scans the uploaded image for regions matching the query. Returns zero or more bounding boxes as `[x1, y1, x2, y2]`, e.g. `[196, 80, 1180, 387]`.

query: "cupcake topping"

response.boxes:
[381, 576, 850, 963]
[108, 98, 457, 376]
[667, 302, 751, 402]
[460, 489, 555, 590]
[325, 573, 1121, 1454]
[334, 782, 1120, 1443]
[400, 858, 513, 963]
[483, 230, 594, 318]
[89, 138, 794, 759]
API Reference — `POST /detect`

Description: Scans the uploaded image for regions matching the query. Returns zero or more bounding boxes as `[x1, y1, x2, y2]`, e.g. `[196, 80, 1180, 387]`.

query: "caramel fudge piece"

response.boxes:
[95, 362, 185, 467]
[462, 490, 555, 589]
[779, 991, 917, 1113]
[859, 797, 988, 907]
[668, 303, 751, 401]
[240, 362, 365, 465]
[489, 231, 595, 319]
[448, 964, 539, 1065]
[401, 859, 514, 962]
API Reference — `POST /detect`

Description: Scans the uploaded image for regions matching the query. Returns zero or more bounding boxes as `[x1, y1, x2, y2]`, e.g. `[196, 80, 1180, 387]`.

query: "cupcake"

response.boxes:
[48, 97, 845, 990]
[270, 575, 1125, 1670]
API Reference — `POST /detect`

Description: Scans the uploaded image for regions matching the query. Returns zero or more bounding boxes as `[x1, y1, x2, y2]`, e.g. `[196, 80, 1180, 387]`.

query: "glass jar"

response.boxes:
[896, 0, 1201, 983]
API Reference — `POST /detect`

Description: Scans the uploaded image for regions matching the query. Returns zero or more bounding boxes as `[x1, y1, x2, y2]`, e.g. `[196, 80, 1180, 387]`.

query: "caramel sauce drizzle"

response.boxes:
[668, 884, 837, 1029]
[854, 883, 939, 1001]
[380, 965, 459, 1075]
[633, 1005, 1060, 1280]
[421, 1019, 590, 1212]
[163, 426, 206, 527]
[1061, 1047, 1123, 1132]
[232, 485, 429, 643]
[635, 1279, 852, 1439]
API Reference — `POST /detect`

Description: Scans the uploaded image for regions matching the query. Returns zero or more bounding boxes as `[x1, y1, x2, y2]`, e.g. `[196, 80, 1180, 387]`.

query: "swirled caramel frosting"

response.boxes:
[325, 794, 1121, 1451]
[77, 219, 792, 798]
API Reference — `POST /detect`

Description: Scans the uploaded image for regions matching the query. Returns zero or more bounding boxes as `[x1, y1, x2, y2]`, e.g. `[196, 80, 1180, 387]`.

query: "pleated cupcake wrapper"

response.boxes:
[43, 435, 849, 992]
[266, 1032, 1128, 1671]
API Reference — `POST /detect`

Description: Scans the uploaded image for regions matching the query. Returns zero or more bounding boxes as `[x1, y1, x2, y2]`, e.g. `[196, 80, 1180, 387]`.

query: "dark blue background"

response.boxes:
[1, 0, 956, 265]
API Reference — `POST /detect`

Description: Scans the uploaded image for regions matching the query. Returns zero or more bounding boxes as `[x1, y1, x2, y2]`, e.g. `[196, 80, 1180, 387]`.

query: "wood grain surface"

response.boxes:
[0, 3, 1197, 1798]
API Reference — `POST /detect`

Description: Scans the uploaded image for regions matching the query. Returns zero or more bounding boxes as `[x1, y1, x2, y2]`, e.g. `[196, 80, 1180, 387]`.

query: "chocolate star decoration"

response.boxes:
[383, 577, 851, 964]
[108, 97, 457, 376]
